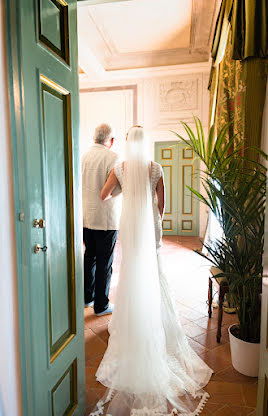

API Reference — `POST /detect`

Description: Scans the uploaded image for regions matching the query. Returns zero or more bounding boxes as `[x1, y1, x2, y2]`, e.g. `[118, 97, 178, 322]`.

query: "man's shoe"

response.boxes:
[85, 301, 94, 308]
[95, 303, 114, 316]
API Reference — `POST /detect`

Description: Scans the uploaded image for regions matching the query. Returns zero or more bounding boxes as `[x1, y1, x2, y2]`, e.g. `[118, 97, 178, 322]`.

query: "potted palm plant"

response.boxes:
[173, 118, 267, 377]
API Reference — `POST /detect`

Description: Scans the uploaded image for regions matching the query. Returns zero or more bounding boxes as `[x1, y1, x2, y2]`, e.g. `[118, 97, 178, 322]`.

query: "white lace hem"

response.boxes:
[89, 391, 210, 416]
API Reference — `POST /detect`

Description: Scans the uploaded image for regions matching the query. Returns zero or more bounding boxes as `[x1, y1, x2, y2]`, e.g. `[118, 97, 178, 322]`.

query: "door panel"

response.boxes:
[40, 0, 62, 50]
[182, 165, 193, 215]
[180, 145, 199, 235]
[162, 165, 172, 214]
[6, 0, 85, 415]
[155, 143, 179, 235]
[41, 80, 76, 362]
[155, 141, 199, 236]
[52, 359, 77, 415]
[38, 0, 70, 63]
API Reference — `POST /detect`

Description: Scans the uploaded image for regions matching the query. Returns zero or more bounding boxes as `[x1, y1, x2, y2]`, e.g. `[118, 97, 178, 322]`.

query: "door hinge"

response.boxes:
[19, 212, 25, 222]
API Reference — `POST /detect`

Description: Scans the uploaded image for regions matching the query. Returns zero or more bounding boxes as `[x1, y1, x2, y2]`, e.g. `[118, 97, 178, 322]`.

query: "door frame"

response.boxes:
[5, 1, 34, 414]
[4, 1, 129, 414]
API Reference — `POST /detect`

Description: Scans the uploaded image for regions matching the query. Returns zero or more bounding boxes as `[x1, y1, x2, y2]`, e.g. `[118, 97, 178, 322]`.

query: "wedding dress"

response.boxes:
[89, 127, 213, 416]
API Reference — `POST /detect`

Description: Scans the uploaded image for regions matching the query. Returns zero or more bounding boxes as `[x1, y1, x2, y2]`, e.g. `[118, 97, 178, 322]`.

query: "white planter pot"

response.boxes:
[228, 324, 260, 377]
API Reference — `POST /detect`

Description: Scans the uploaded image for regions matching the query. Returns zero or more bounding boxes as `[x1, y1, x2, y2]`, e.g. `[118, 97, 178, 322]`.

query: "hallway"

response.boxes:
[84, 237, 258, 416]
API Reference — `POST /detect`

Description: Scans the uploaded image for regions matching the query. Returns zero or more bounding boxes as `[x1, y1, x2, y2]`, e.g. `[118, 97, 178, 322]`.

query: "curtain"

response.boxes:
[211, 0, 233, 65]
[209, 0, 268, 160]
[215, 27, 268, 161]
[230, 0, 268, 60]
[205, 0, 268, 249]
[208, 66, 218, 127]
[216, 28, 245, 143]
[212, 0, 268, 64]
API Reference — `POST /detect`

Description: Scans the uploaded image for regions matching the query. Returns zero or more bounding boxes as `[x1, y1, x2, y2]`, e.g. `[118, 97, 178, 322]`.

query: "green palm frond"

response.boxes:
[172, 118, 267, 343]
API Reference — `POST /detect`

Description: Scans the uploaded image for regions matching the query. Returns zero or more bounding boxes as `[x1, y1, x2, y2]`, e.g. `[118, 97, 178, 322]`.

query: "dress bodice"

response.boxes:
[114, 161, 163, 195]
[114, 161, 164, 249]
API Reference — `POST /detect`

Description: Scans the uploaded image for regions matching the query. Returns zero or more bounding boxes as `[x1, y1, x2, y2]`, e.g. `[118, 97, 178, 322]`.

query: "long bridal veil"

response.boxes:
[90, 127, 213, 416]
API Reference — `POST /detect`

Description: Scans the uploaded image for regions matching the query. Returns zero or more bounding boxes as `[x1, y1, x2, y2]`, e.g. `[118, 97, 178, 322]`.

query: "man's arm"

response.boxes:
[107, 153, 122, 197]
[101, 169, 119, 200]
[111, 182, 122, 197]
[156, 176, 165, 219]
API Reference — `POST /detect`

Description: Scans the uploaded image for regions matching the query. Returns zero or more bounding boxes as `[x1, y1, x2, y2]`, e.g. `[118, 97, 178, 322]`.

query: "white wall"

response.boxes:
[257, 79, 268, 413]
[261, 81, 268, 269]
[0, 5, 22, 416]
[80, 88, 134, 157]
[79, 62, 211, 237]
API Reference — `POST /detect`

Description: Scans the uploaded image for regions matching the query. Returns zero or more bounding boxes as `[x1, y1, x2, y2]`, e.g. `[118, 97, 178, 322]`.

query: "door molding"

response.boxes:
[80, 84, 138, 125]
[5, 0, 34, 414]
[155, 140, 200, 237]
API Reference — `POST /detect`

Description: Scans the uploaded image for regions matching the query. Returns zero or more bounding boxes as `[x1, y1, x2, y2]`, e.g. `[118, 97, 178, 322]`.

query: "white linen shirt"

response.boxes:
[82, 144, 121, 230]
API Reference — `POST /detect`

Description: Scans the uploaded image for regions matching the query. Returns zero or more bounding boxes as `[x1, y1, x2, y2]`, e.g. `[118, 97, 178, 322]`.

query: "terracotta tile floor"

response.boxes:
[84, 236, 258, 415]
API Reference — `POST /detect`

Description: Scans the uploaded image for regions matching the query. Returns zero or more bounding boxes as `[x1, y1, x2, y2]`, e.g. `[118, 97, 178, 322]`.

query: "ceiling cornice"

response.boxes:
[79, 61, 211, 88]
[78, 0, 220, 80]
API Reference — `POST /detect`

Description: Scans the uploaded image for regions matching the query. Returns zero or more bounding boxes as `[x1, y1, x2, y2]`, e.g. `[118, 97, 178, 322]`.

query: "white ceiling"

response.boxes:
[78, 0, 221, 80]
[88, 0, 192, 53]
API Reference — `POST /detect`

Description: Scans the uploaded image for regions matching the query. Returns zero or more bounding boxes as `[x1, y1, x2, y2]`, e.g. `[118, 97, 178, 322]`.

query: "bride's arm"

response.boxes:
[156, 176, 165, 219]
[101, 169, 119, 201]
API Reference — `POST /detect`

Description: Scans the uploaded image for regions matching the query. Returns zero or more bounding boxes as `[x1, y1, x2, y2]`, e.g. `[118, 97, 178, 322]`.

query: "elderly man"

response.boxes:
[82, 124, 121, 316]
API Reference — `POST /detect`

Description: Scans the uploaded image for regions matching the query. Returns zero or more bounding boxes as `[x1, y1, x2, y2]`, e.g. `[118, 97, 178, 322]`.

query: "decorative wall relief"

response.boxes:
[144, 75, 202, 129]
[159, 79, 198, 113]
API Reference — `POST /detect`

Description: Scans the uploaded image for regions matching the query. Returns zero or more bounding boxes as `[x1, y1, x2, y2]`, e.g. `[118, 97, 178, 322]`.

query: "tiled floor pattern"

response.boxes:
[84, 236, 258, 415]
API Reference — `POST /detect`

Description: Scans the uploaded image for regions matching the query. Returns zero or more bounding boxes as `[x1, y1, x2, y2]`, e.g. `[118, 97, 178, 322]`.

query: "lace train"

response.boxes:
[89, 130, 213, 415]
[90, 390, 210, 416]
[89, 255, 213, 416]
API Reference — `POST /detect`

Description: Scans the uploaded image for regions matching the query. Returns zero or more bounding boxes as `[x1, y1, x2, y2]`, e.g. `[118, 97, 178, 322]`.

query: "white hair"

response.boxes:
[94, 123, 113, 144]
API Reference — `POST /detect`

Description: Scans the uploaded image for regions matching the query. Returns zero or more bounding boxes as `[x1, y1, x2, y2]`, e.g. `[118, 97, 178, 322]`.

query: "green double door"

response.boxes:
[6, 0, 86, 415]
[155, 141, 199, 236]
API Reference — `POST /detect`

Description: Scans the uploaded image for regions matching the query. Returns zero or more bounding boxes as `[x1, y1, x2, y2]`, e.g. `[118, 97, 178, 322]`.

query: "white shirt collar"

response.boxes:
[92, 143, 108, 149]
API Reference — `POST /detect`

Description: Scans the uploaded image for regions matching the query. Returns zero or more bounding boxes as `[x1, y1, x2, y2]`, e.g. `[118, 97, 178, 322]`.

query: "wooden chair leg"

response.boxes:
[217, 290, 224, 343]
[208, 277, 213, 318]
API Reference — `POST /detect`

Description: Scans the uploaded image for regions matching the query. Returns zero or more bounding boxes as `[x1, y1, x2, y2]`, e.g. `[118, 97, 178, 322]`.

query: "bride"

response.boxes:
[89, 126, 213, 416]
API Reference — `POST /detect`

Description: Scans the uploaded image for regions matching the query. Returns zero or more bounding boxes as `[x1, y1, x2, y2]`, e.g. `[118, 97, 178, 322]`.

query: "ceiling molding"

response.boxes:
[208, 0, 222, 47]
[190, 0, 197, 50]
[78, 34, 106, 78]
[78, 0, 219, 80]
[78, 62, 211, 88]
[87, 10, 118, 56]
[189, 0, 221, 50]
[103, 47, 209, 71]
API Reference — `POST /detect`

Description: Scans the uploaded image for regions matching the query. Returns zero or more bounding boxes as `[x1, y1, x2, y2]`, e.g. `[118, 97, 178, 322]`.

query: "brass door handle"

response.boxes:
[33, 219, 46, 228]
[34, 244, 48, 254]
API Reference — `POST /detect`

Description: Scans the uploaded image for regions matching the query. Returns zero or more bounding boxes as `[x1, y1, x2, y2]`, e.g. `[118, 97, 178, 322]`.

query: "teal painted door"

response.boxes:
[5, 0, 86, 415]
[155, 141, 199, 236]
